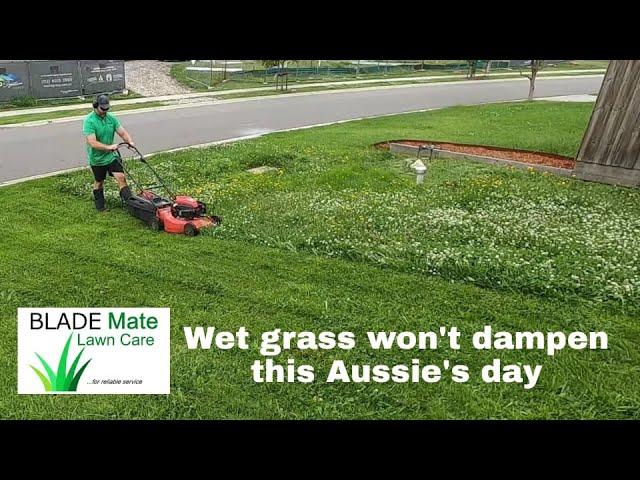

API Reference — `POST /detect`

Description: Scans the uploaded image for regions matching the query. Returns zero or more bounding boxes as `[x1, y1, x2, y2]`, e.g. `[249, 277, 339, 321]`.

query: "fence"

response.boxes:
[180, 60, 522, 90]
[0, 60, 125, 102]
[180, 60, 571, 91]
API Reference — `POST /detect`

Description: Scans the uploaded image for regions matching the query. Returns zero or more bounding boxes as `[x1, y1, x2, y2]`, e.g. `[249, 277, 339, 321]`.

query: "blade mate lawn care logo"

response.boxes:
[18, 308, 170, 394]
[30, 333, 92, 392]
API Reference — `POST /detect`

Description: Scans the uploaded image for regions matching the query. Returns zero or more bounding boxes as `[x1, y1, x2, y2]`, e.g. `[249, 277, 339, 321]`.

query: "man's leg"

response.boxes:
[113, 172, 127, 189]
[91, 166, 107, 211]
[107, 158, 132, 203]
[113, 172, 133, 202]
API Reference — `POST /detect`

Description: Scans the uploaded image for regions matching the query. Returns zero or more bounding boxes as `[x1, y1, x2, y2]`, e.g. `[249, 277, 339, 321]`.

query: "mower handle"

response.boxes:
[113, 142, 175, 199]
[116, 142, 147, 163]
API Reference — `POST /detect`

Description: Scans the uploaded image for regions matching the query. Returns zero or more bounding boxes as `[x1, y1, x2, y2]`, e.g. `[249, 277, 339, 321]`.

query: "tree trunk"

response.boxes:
[528, 77, 535, 100]
[467, 60, 477, 79]
[528, 61, 541, 100]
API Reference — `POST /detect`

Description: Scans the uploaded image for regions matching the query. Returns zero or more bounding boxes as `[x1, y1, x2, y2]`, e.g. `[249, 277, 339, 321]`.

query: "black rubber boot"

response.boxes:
[93, 188, 106, 211]
[119, 185, 133, 203]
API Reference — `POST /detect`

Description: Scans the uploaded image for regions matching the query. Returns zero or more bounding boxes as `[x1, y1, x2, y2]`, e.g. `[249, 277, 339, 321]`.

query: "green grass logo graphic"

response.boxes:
[30, 333, 92, 392]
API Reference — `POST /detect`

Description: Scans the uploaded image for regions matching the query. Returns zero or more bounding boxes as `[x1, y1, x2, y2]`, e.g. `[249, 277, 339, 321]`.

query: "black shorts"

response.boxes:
[91, 158, 124, 182]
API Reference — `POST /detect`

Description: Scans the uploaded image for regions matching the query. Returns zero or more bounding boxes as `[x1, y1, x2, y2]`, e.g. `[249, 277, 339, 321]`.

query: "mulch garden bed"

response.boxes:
[377, 140, 576, 170]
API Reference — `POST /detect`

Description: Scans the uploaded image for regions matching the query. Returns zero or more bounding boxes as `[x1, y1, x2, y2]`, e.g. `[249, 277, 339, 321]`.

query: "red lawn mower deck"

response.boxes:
[114, 143, 221, 236]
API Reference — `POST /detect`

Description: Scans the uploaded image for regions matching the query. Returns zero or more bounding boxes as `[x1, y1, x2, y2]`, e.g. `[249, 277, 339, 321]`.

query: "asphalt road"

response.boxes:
[0, 76, 603, 183]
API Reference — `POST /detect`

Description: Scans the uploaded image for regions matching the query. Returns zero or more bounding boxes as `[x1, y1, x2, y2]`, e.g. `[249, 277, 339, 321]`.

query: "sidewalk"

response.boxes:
[0, 69, 605, 119]
[535, 94, 598, 102]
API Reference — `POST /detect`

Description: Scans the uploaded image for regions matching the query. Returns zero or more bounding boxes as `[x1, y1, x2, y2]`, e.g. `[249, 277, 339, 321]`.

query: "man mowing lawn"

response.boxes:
[82, 94, 136, 211]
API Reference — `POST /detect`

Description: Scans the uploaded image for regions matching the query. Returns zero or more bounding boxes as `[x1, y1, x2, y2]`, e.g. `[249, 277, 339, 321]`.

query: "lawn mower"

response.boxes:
[114, 142, 221, 236]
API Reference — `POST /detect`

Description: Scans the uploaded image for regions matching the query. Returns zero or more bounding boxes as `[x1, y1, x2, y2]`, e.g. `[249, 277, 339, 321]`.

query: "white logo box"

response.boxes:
[18, 308, 170, 394]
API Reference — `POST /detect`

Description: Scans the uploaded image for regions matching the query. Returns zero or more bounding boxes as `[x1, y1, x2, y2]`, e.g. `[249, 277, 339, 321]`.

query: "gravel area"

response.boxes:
[125, 60, 193, 96]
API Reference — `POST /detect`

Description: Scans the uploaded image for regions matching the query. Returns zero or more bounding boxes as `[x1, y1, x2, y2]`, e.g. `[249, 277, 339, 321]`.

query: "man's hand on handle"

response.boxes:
[108, 141, 134, 152]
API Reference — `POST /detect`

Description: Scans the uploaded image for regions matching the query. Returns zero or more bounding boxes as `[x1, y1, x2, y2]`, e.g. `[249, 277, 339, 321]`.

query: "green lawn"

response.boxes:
[171, 63, 471, 91]
[2, 101, 639, 419]
[546, 60, 610, 70]
[0, 91, 142, 112]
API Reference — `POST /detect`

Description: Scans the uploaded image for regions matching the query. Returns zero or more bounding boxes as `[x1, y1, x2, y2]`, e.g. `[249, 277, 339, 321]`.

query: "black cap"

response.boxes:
[96, 94, 110, 111]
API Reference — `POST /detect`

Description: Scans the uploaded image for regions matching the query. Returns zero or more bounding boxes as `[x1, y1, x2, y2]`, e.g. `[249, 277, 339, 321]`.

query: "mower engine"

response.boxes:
[172, 196, 207, 219]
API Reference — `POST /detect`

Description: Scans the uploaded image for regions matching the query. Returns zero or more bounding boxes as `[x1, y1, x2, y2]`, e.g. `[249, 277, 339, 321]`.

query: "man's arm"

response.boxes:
[116, 126, 134, 146]
[86, 134, 118, 151]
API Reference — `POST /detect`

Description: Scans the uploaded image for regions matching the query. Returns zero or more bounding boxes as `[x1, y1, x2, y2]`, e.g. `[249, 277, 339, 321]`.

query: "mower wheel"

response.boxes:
[149, 218, 163, 232]
[184, 223, 198, 237]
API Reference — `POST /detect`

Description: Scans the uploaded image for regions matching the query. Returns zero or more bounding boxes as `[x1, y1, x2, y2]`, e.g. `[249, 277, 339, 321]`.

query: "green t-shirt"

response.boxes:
[82, 111, 121, 166]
